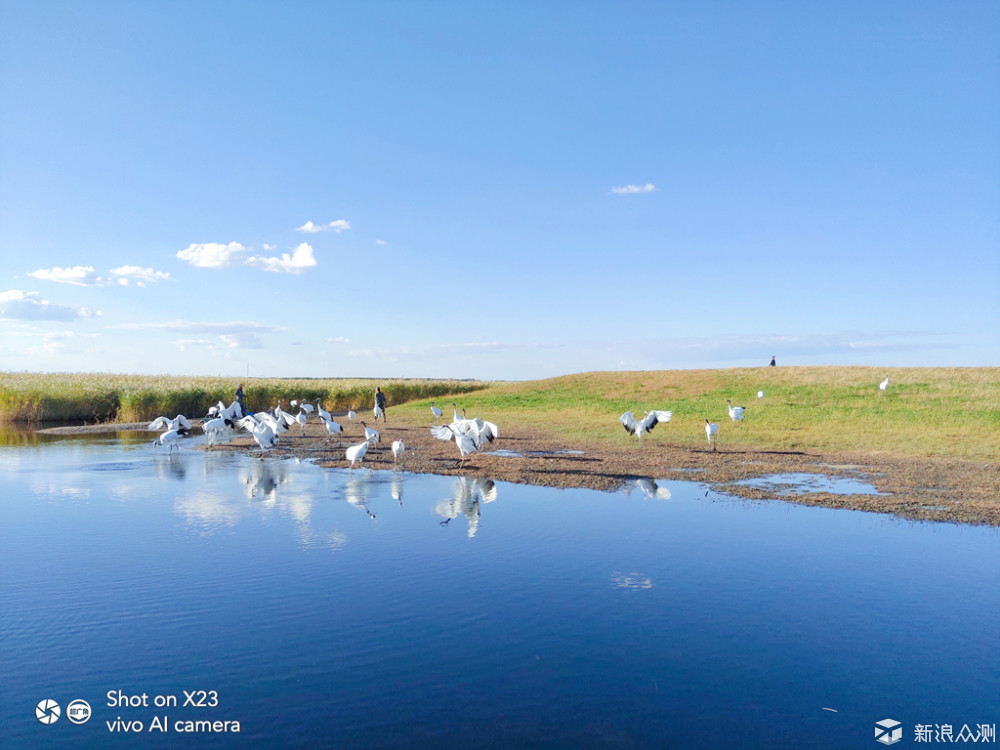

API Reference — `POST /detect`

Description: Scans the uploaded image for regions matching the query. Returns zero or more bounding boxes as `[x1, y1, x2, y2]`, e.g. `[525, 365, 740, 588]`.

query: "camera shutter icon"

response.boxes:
[35, 699, 60, 725]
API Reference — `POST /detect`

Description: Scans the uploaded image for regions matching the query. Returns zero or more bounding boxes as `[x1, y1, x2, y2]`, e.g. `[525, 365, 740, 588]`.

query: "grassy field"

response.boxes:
[0, 372, 487, 424]
[4, 367, 997, 462]
[395, 366, 1000, 462]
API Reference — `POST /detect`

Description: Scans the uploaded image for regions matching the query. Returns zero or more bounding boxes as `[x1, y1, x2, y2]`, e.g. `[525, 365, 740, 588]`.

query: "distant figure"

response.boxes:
[879, 376, 890, 392]
[235, 383, 246, 414]
[373, 387, 387, 422]
[769, 355, 776, 367]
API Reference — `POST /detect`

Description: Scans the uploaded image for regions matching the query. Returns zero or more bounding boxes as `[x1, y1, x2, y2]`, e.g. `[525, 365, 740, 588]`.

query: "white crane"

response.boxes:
[430, 400, 443, 418]
[314, 399, 332, 423]
[293, 409, 308, 435]
[206, 400, 242, 420]
[758, 390, 765, 400]
[347, 407, 357, 422]
[359, 420, 380, 447]
[618, 410, 672, 445]
[202, 416, 235, 446]
[450, 409, 498, 447]
[148, 414, 192, 432]
[256, 411, 286, 436]
[345, 439, 369, 469]
[431, 423, 480, 465]
[705, 419, 718, 451]
[273, 403, 298, 432]
[152, 427, 189, 452]
[321, 416, 343, 442]
[290, 399, 314, 415]
[392, 439, 405, 464]
[452, 407, 498, 444]
[237, 415, 278, 455]
[879, 376, 890, 392]
[726, 399, 745, 425]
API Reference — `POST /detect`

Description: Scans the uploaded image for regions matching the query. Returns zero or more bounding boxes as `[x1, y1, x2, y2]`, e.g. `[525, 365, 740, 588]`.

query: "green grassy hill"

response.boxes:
[396, 367, 1000, 461]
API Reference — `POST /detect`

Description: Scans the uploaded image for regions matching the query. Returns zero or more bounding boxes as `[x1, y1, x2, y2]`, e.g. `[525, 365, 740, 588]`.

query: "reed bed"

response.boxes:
[0, 372, 488, 424]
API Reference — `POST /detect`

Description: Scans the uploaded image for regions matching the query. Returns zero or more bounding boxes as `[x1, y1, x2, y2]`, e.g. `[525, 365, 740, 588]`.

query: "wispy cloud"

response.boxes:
[347, 341, 513, 361]
[0, 290, 101, 321]
[125, 322, 276, 352]
[112, 320, 283, 334]
[29, 266, 110, 286]
[109, 266, 171, 287]
[606, 331, 958, 370]
[375, 239, 387, 246]
[296, 220, 351, 233]
[174, 338, 219, 352]
[29, 264, 171, 288]
[611, 183, 657, 195]
[245, 243, 317, 274]
[173, 333, 264, 352]
[327, 335, 350, 343]
[219, 333, 264, 349]
[176, 242, 248, 268]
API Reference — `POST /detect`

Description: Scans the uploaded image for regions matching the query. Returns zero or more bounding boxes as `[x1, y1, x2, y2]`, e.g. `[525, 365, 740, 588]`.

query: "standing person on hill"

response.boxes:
[235, 383, 246, 416]
[374, 386, 387, 423]
[769, 355, 776, 367]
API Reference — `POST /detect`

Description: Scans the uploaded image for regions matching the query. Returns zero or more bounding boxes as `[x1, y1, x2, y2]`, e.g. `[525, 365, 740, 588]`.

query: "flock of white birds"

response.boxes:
[149, 376, 893, 462]
[147, 396, 500, 470]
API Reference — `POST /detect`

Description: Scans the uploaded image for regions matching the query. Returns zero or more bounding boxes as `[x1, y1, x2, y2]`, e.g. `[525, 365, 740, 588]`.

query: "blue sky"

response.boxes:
[1, 1, 997, 380]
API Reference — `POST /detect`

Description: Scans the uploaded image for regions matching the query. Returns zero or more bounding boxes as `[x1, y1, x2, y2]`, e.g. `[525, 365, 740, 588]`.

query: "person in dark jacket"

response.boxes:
[769, 356, 776, 367]
[374, 387, 387, 422]
[235, 383, 246, 415]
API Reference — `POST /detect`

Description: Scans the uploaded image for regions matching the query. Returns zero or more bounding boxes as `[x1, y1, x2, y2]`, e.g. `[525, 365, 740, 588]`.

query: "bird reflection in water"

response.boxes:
[343, 475, 377, 519]
[435, 477, 498, 538]
[619, 478, 672, 500]
[391, 473, 404, 506]
[154, 453, 187, 481]
[241, 460, 291, 502]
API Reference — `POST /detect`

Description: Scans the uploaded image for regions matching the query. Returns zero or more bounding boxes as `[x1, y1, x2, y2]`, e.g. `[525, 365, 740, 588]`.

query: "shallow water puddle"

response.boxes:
[489, 448, 586, 458]
[730, 472, 882, 495]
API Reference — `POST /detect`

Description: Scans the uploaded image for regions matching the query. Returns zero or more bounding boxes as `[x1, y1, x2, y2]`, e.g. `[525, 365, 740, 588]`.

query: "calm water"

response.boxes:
[2, 432, 997, 749]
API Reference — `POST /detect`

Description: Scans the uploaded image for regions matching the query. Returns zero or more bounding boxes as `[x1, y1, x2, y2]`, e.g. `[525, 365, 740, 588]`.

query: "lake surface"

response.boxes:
[2, 431, 997, 748]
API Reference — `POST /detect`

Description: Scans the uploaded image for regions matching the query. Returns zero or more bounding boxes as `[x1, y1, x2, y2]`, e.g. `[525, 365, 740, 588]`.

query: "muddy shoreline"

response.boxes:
[36, 417, 999, 526]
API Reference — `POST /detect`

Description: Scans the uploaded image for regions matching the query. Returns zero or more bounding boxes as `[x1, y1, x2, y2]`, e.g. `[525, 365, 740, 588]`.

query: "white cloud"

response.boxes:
[296, 220, 351, 233]
[29, 266, 110, 286]
[176, 242, 248, 268]
[113, 320, 283, 334]
[327, 335, 350, 343]
[178, 241, 318, 274]
[0, 290, 101, 321]
[110, 266, 171, 284]
[245, 243, 317, 274]
[611, 183, 657, 195]
[219, 333, 264, 349]
[375, 239, 387, 246]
